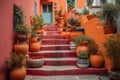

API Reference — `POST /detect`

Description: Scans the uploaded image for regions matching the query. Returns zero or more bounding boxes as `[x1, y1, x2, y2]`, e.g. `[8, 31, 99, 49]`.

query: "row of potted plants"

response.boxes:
[72, 35, 104, 68]
[72, 34, 120, 80]
[7, 7, 45, 80]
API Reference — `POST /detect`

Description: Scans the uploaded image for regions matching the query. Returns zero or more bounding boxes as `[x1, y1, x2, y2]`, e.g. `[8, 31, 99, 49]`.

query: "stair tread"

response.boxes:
[45, 57, 77, 61]
[29, 50, 74, 53]
[27, 66, 106, 71]
[41, 45, 70, 47]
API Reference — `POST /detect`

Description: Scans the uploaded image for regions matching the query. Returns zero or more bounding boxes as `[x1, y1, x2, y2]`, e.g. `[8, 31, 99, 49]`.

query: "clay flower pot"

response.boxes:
[9, 66, 26, 80]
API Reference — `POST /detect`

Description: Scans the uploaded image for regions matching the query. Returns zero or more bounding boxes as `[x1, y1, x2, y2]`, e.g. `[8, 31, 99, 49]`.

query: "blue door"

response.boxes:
[42, 4, 52, 24]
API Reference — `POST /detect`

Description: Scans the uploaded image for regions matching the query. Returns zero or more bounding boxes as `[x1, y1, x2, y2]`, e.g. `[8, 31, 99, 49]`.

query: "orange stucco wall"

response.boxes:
[79, 15, 106, 49]
[76, 0, 85, 8]
[0, 0, 40, 80]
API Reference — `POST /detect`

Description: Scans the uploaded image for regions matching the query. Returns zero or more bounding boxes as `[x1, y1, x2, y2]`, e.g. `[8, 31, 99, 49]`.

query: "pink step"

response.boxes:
[44, 28, 58, 31]
[45, 58, 77, 66]
[46, 31, 59, 34]
[44, 25, 58, 28]
[41, 45, 70, 50]
[28, 50, 76, 58]
[42, 39, 69, 45]
[43, 35, 64, 39]
[27, 66, 107, 76]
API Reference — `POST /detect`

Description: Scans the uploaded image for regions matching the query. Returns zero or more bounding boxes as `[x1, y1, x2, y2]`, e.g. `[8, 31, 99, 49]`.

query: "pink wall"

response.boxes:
[0, 0, 40, 80]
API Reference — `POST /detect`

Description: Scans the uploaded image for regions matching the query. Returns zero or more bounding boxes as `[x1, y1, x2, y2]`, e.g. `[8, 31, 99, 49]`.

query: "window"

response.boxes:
[67, 0, 76, 10]
[34, 2, 37, 15]
[13, 5, 23, 31]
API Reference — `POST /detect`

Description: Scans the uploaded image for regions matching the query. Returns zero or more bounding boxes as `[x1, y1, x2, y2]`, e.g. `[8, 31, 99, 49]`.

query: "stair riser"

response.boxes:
[27, 69, 107, 76]
[42, 41, 69, 45]
[28, 52, 76, 58]
[41, 46, 70, 50]
[45, 61, 76, 66]
[46, 32, 59, 34]
[43, 36, 64, 39]
[44, 28, 58, 31]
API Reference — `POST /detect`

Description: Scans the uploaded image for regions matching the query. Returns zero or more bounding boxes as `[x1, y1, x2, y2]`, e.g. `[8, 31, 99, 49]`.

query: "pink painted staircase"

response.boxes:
[27, 25, 107, 76]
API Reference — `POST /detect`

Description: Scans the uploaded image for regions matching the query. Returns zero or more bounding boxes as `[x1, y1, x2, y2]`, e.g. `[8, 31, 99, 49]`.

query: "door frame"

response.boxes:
[42, 3, 53, 24]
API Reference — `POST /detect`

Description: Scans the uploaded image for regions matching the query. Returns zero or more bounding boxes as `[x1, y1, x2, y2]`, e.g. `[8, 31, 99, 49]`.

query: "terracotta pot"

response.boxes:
[66, 28, 71, 32]
[104, 23, 116, 34]
[58, 28, 63, 33]
[13, 43, 29, 55]
[35, 29, 43, 34]
[61, 32, 70, 39]
[90, 54, 104, 68]
[31, 37, 38, 42]
[30, 42, 40, 52]
[105, 57, 112, 72]
[70, 32, 83, 40]
[76, 45, 89, 57]
[9, 66, 26, 80]
[16, 34, 28, 43]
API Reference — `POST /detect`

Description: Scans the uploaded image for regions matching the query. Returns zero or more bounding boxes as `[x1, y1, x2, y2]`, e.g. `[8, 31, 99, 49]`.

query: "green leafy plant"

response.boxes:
[15, 24, 30, 35]
[6, 52, 25, 69]
[57, 8, 62, 17]
[55, 17, 60, 23]
[31, 31, 37, 38]
[68, 1, 74, 9]
[78, 51, 89, 59]
[32, 15, 44, 29]
[88, 42, 98, 54]
[83, 7, 89, 15]
[86, 0, 93, 6]
[73, 35, 94, 46]
[101, 3, 119, 26]
[104, 34, 120, 70]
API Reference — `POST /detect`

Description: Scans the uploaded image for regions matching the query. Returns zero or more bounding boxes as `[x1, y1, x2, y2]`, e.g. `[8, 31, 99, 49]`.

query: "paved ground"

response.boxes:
[25, 75, 110, 80]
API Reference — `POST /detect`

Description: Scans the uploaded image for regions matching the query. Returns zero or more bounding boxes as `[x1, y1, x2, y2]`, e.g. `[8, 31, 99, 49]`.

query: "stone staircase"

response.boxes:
[27, 25, 107, 76]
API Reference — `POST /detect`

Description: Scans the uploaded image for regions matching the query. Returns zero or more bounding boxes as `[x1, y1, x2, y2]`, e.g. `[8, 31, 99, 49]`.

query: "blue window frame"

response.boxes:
[66, 0, 76, 10]
[34, 2, 37, 15]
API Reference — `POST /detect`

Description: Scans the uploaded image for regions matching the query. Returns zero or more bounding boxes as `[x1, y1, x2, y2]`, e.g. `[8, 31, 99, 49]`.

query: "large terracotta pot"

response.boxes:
[30, 42, 40, 52]
[58, 28, 63, 33]
[61, 32, 70, 39]
[9, 66, 26, 80]
[76, 45, 89, 57]
[31, 37, 38, 42]
[90, 54, 104, 68]
[70, 32, 83, 40]
[16, 34, 29, 43]
[35, 29, 43, 34]
[13, 43, 29, 55]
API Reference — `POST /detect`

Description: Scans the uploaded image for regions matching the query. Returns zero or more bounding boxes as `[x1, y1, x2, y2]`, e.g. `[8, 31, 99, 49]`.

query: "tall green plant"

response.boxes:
[32, 15, 44, 29]
[101, 3, 119, 25]
[104, 34, 120, 70]
[6, 52, 25, 70]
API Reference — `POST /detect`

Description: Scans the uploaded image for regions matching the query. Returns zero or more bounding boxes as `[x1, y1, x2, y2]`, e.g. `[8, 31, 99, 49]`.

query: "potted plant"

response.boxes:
[88, 42, 104, 68]
[30, 31, 40, 52]
[77, 51, 89, 68]
[101, 3, 119, 34]
[73, 35, 94, 57]
[86, 0, 93, 8]
[32, 15, 44, 34]
[73, 35, 94, 46]
[104, 34, 120, 80]
[26, 55, 45, 68]
[6, 52, 26, 80]
[14, 23, 30, 55]
[15, 23, 30, 41]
